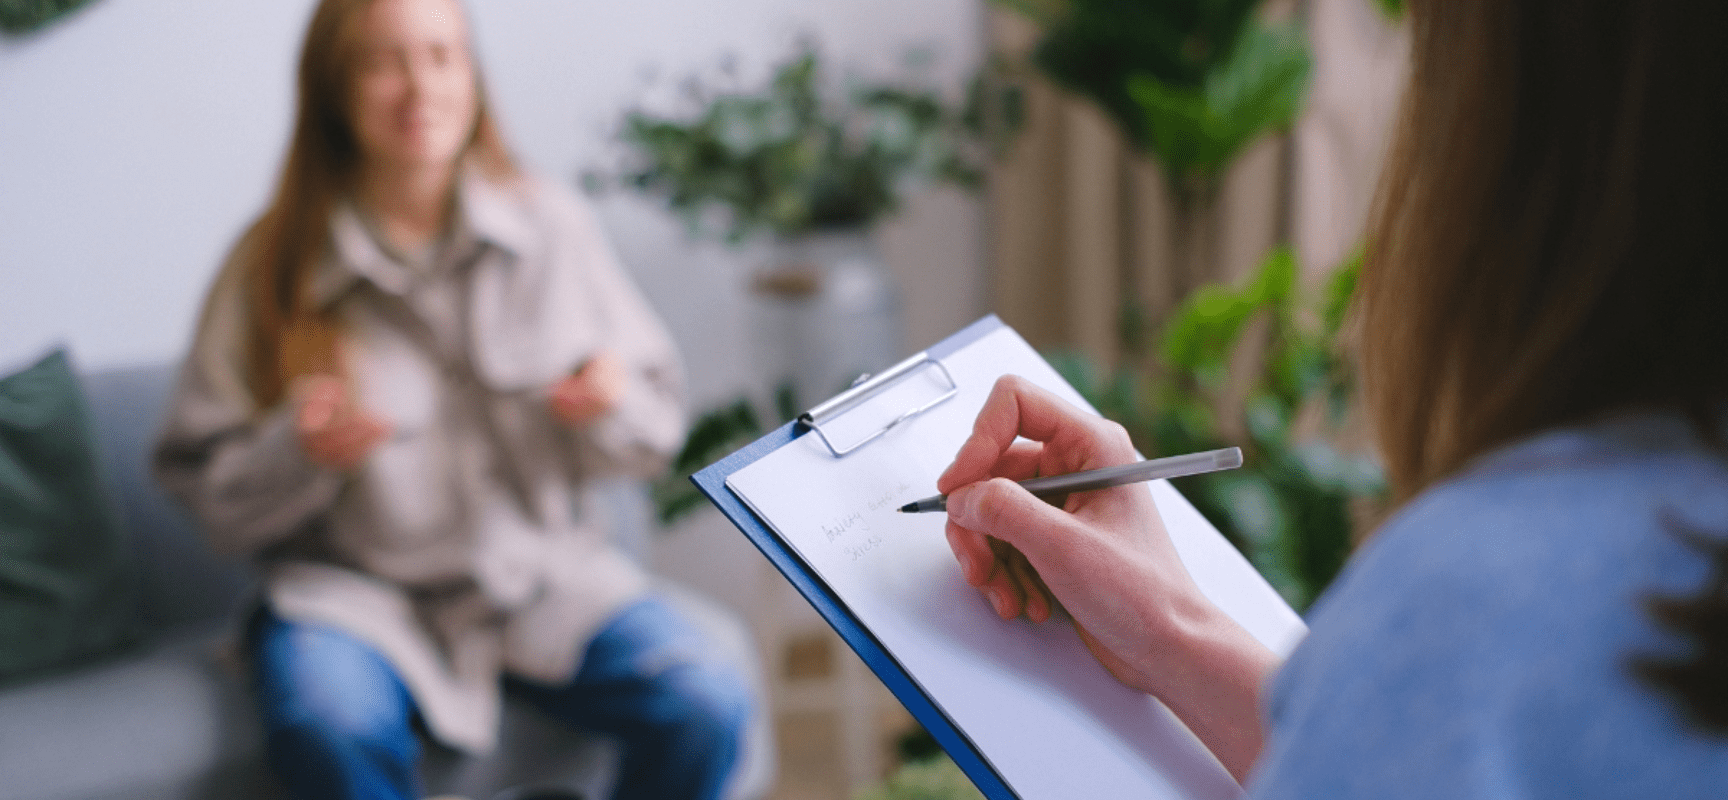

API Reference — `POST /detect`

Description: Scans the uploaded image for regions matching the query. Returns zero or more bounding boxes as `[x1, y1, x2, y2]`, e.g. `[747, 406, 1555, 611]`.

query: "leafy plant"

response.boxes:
[1128, 19, 1310, 195]
[852, 754, 984, 800]
[652, 383, 801, 526]
[603, 42, 990, 243]
[0, 0, 97, 34]
[996, 0, 1310, 198]
[995, 0, 1261, 142]
[1050, 248, 1383, 610]
[652, 398, 762, 526]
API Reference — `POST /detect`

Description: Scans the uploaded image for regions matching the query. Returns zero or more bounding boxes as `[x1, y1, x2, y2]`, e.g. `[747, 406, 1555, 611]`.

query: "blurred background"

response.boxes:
[0, 1, 1408, 798]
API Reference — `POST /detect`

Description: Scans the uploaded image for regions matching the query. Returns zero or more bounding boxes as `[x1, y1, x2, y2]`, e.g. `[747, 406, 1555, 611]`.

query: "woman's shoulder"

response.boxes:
[1251, 412, 1728, 799]
[1372, 413, 1728, 590]
[1321, 411, 1728, 654]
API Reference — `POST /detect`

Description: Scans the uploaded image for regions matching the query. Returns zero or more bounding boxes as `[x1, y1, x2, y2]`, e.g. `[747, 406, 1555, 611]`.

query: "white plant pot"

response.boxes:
[749, 229, 903, 414]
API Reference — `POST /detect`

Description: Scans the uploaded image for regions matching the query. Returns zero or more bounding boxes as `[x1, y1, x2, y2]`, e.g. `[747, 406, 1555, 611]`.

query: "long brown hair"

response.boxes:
[1361, 0, 1728, 501]
[234, 0, 517, 408]
[1361, 1, 1728, 730]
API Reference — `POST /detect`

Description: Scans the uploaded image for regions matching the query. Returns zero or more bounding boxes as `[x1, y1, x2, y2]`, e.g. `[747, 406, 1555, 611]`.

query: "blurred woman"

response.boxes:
[940, 1, 1728, 796]
[153, 1, 750, 798]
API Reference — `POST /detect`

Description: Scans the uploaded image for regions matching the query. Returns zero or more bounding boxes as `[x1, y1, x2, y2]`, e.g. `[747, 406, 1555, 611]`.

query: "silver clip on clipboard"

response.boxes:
[797, 351, 959, 457]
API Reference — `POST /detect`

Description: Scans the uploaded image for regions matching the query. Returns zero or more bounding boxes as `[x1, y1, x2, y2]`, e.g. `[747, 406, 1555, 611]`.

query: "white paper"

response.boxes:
[727, 325, 1307, 800]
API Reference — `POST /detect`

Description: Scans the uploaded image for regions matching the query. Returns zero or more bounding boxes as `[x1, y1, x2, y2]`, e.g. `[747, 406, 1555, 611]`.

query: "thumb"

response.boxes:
[364, 414, 394, 441]
[297, 385, 338, 431]
[947, 478, 1077, 563]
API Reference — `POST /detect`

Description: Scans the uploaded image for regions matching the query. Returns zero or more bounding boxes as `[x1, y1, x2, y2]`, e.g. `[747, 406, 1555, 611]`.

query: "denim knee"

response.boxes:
[644, 662, 753, 756]
[250, 609, 420, 800]
[262, 698, 420, 772]
[263, 716, 419, 800]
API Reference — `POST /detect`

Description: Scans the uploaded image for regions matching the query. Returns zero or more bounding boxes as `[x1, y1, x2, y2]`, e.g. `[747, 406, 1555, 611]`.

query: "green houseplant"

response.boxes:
[988, 0, 1368, 608]
[994, 0, 1312, 364]
[995, 0, 1310, 200]
[0, 0, 97, 34]
[852, 754, 984, 800]
[608, 42, 988, 243]
[610, 44, 997, 526]
[1052, 248, 1384, 610]
[650, 387, 797, 527]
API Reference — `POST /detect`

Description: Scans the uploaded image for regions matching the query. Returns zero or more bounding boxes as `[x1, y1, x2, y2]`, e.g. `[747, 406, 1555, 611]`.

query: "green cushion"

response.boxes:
[0, 349, 138, 681]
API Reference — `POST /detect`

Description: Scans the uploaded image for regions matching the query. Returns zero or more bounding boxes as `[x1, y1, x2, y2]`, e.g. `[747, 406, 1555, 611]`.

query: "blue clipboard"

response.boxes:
[690, 315, 1018, 800]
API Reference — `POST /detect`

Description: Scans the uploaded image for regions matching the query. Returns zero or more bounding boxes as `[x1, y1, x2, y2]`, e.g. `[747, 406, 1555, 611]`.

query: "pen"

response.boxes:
[897, 446, 1243, 513]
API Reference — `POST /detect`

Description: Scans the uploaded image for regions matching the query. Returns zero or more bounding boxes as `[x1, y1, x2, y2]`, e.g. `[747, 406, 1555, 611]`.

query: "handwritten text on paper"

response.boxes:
[818, 482, 912, 561]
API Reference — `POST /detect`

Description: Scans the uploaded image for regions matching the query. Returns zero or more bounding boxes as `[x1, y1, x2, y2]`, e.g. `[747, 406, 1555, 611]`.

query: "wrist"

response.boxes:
[1139, 592, 1278, 783]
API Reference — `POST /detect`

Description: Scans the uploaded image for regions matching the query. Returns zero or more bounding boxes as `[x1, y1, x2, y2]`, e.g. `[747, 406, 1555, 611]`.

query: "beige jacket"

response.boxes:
[154, 171, 685, 752]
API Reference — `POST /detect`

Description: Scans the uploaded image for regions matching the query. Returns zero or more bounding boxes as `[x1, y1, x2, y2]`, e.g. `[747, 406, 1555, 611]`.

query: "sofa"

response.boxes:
[0, 361, 774, 800]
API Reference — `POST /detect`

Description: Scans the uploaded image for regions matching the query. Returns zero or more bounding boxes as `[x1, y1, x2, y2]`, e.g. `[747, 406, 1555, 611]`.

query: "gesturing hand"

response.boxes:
[294, 374, 393, 471]
[548, 351, 626, 427]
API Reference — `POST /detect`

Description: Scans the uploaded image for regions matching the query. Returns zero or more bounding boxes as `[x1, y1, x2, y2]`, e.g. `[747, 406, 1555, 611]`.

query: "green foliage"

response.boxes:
[651, 398, 763, 526]
[1051, 248, 1383, 610]
[997, 0, 1311, 193]
[651, 381, 806, 527]
[607, 43, 989, 243]
[895, 723, 946, 764]
[0, 0, 97, 34]
[1128, 19, 1311, 190]
[999, 0, 1261, 142]
[852, 755, 985, 800]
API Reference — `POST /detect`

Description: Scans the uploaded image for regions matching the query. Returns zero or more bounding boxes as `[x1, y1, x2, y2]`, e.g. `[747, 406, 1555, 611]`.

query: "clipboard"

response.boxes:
[693, 315, 1013, 796]
[692, 315, 1304, 800]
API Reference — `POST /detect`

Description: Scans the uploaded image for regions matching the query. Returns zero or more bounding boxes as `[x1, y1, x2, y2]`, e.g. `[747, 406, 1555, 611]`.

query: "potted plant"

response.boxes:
[611, 43, 987, 244]
[986, 1, 1385, 608]
[993, 0, 1311, 349]
[600, 42, 997, 525]
[1052, 247, 1384, 610]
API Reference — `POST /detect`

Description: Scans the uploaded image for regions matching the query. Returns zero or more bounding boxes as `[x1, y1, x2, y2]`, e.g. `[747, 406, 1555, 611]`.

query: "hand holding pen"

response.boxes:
[935, 376, 1271, 699]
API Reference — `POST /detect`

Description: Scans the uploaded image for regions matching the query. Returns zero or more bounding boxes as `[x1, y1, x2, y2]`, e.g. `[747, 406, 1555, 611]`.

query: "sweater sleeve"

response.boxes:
[151, 257, 344, 556]
[1245, 433, 1728, 800]
[547, 187, 687, 481]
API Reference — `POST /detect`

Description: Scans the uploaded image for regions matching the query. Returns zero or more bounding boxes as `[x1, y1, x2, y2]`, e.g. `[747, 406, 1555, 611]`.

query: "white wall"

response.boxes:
[0, 0, 986, 408]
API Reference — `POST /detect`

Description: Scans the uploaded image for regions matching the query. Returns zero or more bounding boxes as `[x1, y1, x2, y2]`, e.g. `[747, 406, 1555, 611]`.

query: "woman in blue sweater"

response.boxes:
[939, 2, 1728, 796]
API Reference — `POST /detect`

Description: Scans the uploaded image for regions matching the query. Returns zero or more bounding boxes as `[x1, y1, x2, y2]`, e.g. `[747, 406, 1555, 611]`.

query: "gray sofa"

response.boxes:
[0, 363, 773, 800]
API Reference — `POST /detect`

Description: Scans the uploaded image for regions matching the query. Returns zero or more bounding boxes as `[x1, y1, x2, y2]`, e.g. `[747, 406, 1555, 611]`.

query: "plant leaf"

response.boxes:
[1128, 19, 1311, 184]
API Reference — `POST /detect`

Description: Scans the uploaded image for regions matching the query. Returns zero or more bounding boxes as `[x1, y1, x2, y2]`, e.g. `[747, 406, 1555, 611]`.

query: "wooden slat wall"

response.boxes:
[985, 0, 1408, 367]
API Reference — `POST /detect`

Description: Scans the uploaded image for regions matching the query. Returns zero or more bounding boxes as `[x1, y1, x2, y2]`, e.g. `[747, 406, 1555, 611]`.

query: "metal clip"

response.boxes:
[797, 352, 958, 457]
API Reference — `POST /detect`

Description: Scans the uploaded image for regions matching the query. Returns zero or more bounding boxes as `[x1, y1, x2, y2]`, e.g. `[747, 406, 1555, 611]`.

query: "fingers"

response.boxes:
[946, 520, 1052, 622]
[549, 354, 627, 426]
[945, 520, 993, 586]
[295, 375, 345, 432]
[1001, 542, 1052, 623]
[946, 477, 1077, 565]
[581, 351, 627, 398]
[550, 385, 610, 425]
[992, 440, 1045, 483]
[294, 375, 391, 470]
[944, 477, 1075, 622]
[303, 413, 390, 470]
[938, 375, 1135, 494]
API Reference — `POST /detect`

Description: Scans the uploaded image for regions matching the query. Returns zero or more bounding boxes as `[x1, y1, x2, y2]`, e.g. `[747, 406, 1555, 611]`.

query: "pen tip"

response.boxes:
[896, 503, 913, 513]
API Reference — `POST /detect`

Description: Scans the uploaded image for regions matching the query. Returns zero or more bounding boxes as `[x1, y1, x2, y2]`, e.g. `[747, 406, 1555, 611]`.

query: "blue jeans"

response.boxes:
[249, 597, 752, 800]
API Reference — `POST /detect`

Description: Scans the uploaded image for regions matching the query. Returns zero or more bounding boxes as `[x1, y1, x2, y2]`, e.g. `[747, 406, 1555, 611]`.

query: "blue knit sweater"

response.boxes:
[1250, 412, 1728, 798]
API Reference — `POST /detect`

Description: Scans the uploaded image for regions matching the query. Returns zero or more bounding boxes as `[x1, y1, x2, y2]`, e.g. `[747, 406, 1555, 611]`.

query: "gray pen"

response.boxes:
[897, 447, 1243, 513]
